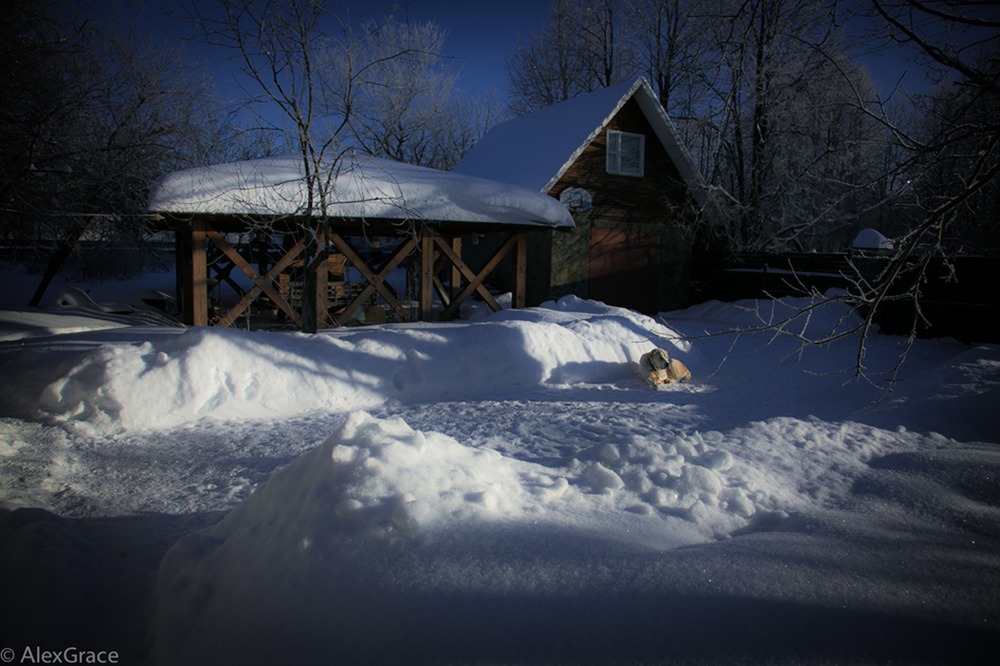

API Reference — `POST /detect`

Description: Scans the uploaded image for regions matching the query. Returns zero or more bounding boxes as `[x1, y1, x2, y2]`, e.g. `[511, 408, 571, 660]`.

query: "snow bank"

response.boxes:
[152, 410, 763, 665]
[0, 297, 690, 434]
[3, 280, 999, 665]
[153, 406, 1000, 665]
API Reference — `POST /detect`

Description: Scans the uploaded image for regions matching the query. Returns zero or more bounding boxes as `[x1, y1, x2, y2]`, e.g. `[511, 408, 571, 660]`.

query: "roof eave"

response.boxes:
[540, 79, 647, 195]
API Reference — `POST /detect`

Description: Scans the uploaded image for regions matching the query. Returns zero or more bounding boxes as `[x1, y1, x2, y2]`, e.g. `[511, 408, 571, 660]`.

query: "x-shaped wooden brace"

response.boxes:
[431, 232, 523, 320]
[328, 231, 417, 325]
[207, 230, 305, 328]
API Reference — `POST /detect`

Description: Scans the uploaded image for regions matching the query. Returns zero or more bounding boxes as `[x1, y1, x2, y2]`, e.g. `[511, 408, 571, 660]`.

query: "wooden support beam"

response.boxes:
[450, 236, 462, 304]
[512, 230, 527, 309]
[439, 233, 517, 320]
[430, 242, 452, 306]
[329, 232, 416, 324]
[429, 236, 465, 307]
[420, 232, 435, 320]
[208, 230, 304, 328]
[188, 219, 209, 326]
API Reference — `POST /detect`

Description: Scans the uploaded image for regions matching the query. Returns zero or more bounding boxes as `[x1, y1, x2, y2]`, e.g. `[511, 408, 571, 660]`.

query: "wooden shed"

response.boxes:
[147, 152, 574, 329]
[454, 78, 716, 314]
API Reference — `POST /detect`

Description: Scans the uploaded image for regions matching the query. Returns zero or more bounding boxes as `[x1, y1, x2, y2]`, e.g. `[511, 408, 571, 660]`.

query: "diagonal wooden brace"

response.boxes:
[329, 232, 416, 324]
[437, 233, 519, 319]
[208, 230, 305, 327]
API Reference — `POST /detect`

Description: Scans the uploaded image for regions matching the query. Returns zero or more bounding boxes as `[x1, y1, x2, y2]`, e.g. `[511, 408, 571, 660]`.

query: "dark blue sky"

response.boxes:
[84, 0, 925, 104]
[88, 0, 550, 99]
[349, 1, 550, 96]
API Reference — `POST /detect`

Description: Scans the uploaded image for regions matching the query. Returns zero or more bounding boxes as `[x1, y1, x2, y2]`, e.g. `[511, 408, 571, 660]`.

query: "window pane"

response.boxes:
[620, 135, 642, 175]
[606, 132, 620, 172]
[606, 131, 643, 176]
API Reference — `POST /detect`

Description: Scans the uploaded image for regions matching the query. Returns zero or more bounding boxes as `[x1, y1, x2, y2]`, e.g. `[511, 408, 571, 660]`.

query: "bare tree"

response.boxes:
[623, 0, 703, 111]
[188, 0, 363, 331]
[506, 0, 636, 115]
[506, 0, 587, 115]
[437, 89, 506, 170]
[845, 1, 999, 363]
[332, 16, 497, 170]
[187, 0, 500, 329]
[0, 0, 222, 305]
[696, 0, 862, 252]
[577, 0, 636, 88]
[867, 0, 1000, 252]
[715, 0, 1000, 389]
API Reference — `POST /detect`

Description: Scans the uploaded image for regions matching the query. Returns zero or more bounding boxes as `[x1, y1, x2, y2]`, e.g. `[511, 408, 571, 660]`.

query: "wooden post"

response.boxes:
[179, 218, 209, 326]
[420, 230, 435, 321]
[513, 230, 527, 309]
[450, 236, 462, 304]
[316, 255, 330, 329]
[174, 219, 191, 324]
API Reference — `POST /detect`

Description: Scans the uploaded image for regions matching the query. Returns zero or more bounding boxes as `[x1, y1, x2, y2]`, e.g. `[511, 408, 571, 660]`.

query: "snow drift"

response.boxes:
[0, 296, 689, 433]
[2, 277, 999, 665]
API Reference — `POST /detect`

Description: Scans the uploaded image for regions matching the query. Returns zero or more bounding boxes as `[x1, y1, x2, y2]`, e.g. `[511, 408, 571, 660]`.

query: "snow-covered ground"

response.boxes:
[1, 267, 998, 665]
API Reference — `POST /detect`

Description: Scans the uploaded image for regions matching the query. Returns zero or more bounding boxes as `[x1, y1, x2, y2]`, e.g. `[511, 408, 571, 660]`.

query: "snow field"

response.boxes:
[1, 295, 692, 434]
[2, 279, 999, 665]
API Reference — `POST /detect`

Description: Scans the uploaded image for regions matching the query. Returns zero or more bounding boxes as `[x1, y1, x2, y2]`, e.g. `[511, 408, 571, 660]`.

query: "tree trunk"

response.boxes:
[29, 221, 89, 307]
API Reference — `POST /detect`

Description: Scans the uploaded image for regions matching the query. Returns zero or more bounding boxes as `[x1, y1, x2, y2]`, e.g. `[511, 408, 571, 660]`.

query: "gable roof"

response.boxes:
[148, 152, 574, 229]
[453, 78, 716, 219]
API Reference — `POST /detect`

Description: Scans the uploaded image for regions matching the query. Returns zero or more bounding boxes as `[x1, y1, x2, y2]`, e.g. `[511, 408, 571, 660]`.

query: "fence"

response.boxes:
[696, 252, 1000, 344]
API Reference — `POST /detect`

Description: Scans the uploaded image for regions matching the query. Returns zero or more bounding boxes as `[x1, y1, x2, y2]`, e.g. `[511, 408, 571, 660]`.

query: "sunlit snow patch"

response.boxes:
[154, 411, 765, 665]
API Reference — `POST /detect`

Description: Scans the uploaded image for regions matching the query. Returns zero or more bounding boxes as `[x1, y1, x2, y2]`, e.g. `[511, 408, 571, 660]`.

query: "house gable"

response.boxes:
[551, 95, 690, 225]
[454, 78, 712, 314]
[454, 78, 715, 224]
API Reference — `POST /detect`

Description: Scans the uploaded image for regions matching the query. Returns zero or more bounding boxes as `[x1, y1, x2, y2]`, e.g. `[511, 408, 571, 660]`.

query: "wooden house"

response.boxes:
[454, 78, 715, 314]
[147, 152, 573, 329]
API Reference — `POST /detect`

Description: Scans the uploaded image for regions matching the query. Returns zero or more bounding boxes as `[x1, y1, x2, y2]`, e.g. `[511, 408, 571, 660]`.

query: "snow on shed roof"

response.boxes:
[148, 152, 574, 229]
[453, 78, 715, 217]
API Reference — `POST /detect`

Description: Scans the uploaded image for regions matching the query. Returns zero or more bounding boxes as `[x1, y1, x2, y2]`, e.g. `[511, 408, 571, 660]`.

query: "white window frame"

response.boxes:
[606, 130, 645, 177]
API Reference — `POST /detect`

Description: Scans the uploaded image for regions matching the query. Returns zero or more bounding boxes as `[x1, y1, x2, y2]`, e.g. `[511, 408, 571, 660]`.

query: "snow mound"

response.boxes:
[852, 227, 894, 250]
[153, 410, 766, 665]
[0, 297, 693, 433]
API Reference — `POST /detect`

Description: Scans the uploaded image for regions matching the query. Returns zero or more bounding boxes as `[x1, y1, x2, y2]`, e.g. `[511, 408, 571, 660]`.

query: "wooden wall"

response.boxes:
[546, 97, 696, 314]
[461, 96, 699, 314]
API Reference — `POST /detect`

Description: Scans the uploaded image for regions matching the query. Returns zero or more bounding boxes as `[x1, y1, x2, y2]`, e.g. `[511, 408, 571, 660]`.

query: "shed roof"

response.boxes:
[148, 152, 574, 229]
[453, 78, 715, 216]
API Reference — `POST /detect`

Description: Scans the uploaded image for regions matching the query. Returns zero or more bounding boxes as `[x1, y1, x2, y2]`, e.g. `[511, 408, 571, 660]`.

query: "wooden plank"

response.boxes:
[209, 231, 303, 327]
[190, 219, 209, 326]
[330, 233, 416, 324]
[439, 233, 515, 319]
[450, 236, 462, 304]
[430, 241, 453, 306]
[420, 233, 435, 320]
[513, 231, 527, 309]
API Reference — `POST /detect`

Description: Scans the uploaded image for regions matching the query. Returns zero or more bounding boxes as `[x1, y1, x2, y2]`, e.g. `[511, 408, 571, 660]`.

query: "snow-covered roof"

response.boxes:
[148, 152, 574, 229]
[453, 78, 712, 215]
[852, 228, 894, 250]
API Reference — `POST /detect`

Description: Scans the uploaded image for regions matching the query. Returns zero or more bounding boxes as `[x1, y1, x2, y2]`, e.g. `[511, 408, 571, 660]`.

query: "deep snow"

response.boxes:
[1, 267, 998, 665]
[148, 152, 574, 227]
